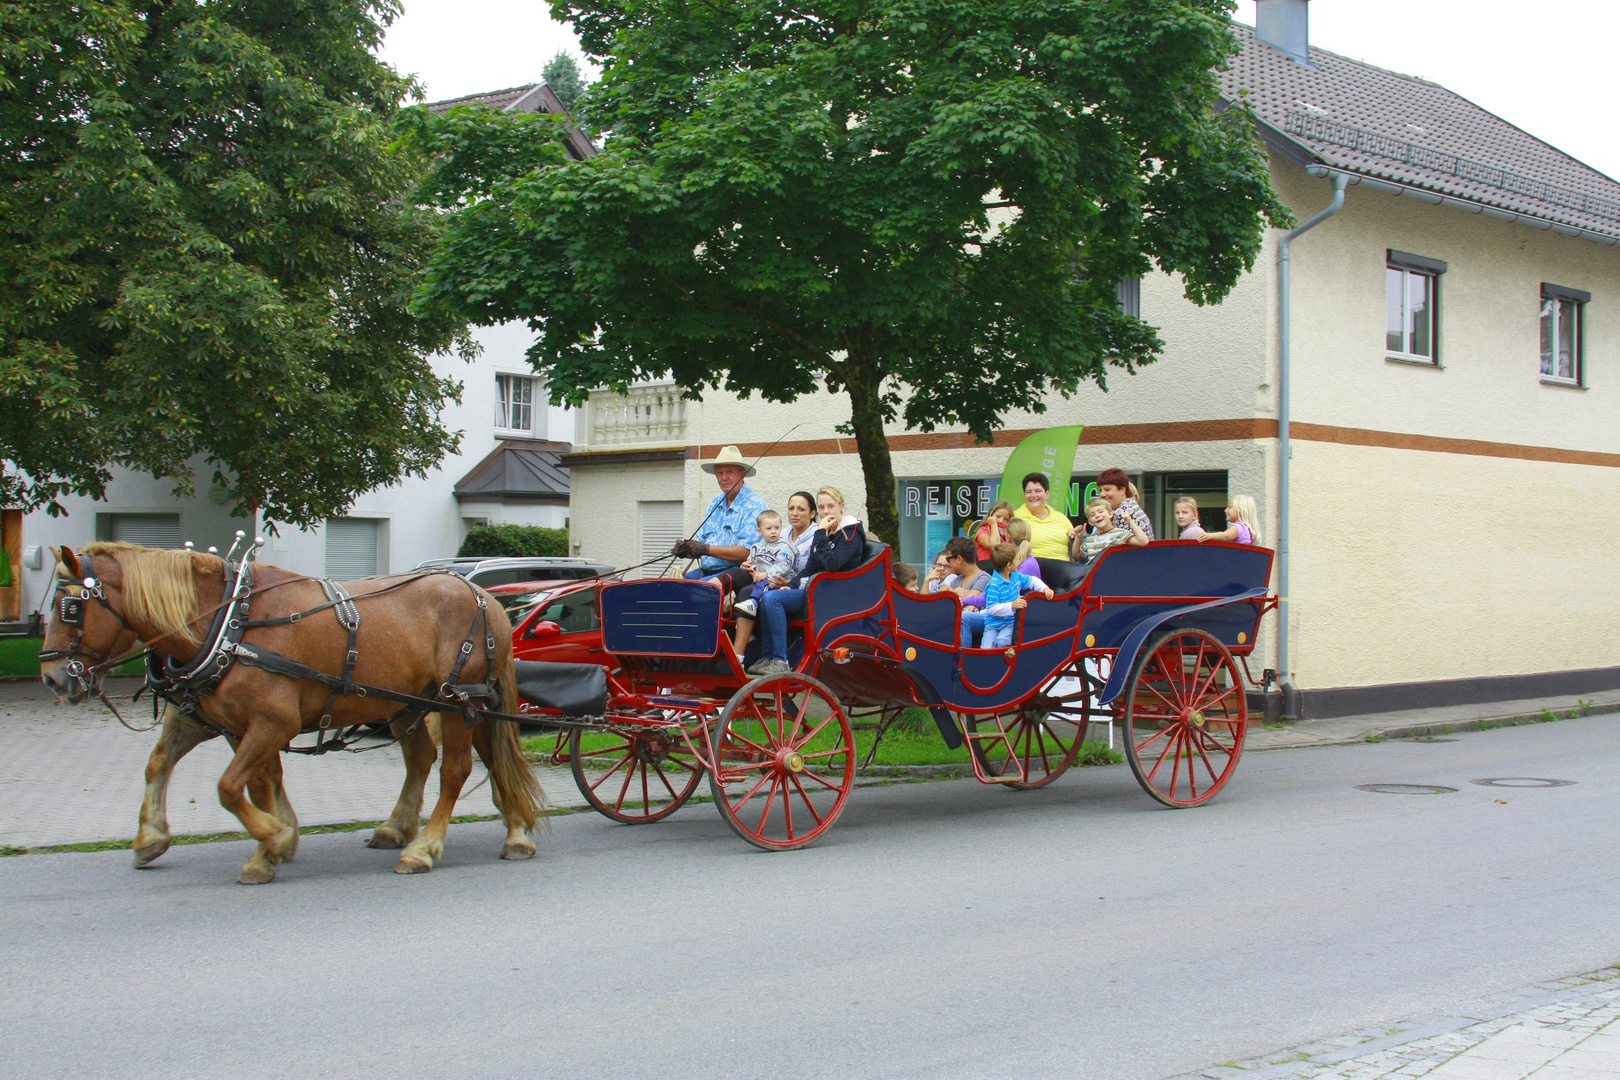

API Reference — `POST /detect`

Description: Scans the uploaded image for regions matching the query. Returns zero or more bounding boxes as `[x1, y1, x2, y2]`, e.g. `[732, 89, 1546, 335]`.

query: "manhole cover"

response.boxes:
[1410, 737, 1458, 743]
[1356, 783, 1458, 795]
[1471, 777, 1576, 788]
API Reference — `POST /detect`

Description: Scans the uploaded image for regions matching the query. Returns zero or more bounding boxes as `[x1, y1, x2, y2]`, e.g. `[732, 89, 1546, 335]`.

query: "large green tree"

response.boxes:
[412, 0, 1290, 542]
[0, 0, 470, 526]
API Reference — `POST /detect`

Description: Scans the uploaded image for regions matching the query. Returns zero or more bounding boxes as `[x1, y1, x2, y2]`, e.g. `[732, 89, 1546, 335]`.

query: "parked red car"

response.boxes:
[510, 578, 610, 667]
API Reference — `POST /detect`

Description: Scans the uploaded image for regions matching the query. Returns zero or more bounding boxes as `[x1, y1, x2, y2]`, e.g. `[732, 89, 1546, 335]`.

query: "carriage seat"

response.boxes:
[513, 660, 607, 717]
[1035, 557, 1091, 594]
[862, 539, 889, 565]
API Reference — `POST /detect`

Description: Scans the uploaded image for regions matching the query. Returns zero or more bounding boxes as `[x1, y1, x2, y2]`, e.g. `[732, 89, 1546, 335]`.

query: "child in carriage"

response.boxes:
[731, 509, 800, 655]
[1197, 494, 1263, 546]
[974, 501, 1013, 562]
[1071, 496, 1149, 562]
[1174, 495, 1205, 539]
[981, 542, 1055, 656]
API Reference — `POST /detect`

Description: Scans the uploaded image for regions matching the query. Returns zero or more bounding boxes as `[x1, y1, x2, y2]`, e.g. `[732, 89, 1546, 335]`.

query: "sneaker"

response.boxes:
[747, 658, 791, 677]
[735, 598, 758, 617]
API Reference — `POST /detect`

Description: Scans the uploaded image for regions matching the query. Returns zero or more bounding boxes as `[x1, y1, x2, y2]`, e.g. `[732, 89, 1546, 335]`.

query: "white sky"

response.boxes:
[376, 0, 1620, 180]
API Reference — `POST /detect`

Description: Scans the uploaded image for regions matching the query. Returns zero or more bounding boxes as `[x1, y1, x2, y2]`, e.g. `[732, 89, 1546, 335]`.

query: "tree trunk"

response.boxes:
[841, 351, 899, 546]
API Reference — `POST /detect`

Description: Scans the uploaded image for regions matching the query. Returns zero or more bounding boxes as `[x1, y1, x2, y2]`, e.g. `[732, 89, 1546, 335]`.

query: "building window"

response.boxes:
[1385, 250, 1446, 365]
[325, 517, 379, 580]
[99, 513, 182, 548]
[1116, 277, 1141, 317]
[495, 374, 535, 432]
[1540, 283, 1589, 386]
[638, 501, 685, 578]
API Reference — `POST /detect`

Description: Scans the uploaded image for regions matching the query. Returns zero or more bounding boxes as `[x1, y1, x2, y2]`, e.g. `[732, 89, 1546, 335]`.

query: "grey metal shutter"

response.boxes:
[638, 501, 685, 576]
[110, 514, 181, 549]
[324, 518, 378, 580]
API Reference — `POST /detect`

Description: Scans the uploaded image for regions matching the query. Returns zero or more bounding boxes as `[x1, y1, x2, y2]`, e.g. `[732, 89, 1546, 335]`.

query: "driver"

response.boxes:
[671, 445, 769, 590]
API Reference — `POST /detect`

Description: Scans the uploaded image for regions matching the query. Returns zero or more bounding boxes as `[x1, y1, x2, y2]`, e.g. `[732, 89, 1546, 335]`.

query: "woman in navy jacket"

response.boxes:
[748, 486, 866, 675]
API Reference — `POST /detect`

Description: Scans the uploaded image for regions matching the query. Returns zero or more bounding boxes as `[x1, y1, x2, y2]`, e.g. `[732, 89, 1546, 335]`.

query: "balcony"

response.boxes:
[575, 380, 687, 449]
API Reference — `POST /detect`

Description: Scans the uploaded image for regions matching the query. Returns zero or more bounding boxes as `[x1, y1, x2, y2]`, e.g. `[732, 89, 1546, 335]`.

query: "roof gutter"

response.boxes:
[1276, 169, 1348, 720]
[1305, 164, 1620, 247]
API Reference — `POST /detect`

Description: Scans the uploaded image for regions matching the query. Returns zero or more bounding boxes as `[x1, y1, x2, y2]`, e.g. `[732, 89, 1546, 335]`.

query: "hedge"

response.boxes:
[457, 524, 569, 559]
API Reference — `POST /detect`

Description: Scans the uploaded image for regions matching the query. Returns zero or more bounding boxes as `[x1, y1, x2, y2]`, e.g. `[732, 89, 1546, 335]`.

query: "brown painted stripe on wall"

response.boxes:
[686, 419, 1620, 469]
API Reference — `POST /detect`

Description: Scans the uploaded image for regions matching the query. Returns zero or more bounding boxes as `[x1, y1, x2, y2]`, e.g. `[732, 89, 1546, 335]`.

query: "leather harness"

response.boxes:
[45, 548, 504, 754]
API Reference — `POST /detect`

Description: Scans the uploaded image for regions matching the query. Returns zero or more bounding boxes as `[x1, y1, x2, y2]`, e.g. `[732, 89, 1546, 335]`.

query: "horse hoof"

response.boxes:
[132, 839, 171, 867]
[367, 826, 408, 850]
[394, 856, 432, 874]
[501, 840, 536, 861]
[237, 864, 277, 885]
[282, 833, 299, 862]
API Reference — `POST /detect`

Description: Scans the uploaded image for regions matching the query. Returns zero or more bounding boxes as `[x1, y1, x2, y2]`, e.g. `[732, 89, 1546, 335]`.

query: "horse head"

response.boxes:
[39, 544, 211, 704]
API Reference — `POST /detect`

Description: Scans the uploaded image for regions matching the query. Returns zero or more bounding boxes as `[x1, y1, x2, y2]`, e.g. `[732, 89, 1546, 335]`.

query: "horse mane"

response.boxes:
[82, 543, 223, 648]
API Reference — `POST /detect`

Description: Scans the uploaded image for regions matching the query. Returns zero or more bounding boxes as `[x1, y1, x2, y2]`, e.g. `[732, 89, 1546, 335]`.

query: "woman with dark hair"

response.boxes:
[1097, 468, 1154, 541]
[749, 486, 867, 676]
[1011, 472, 1072, 561]
[783, 490, 818, 573]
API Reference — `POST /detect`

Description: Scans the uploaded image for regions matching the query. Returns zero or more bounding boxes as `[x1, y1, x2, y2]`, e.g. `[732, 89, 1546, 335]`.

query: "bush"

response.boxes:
[458, 524, 569, 559]
[0, 558, 12, 588]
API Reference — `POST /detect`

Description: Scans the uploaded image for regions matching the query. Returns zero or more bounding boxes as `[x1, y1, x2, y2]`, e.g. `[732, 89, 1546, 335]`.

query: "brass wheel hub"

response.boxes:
[777, 749, 806, 773]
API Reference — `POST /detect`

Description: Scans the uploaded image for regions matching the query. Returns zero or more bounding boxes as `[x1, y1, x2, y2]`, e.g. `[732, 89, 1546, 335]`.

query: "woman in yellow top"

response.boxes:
[1011, 473, 1073, 561]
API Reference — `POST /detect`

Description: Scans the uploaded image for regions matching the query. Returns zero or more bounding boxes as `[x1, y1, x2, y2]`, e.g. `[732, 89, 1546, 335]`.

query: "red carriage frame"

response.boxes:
[516, 539, 1278, 850]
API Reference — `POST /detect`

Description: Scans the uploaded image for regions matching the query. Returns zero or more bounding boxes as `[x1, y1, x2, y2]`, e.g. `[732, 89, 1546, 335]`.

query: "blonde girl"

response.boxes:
[1197, 494, 1262, 546]
[974, 500, 1013, 562]
[1004, 518, 1039, 574]
[1172, 495, 1204, 540]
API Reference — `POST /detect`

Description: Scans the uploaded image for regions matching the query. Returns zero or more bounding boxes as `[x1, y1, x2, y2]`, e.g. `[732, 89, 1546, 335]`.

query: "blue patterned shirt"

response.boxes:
[694, 483, 768, 573]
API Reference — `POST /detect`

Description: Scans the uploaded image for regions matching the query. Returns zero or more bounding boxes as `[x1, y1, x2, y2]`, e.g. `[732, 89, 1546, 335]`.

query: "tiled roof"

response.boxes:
[425, 83, 597, 160]
[427, 84, 542, 115]
[1220, 23, 1620, 239]
[454, 440, 572, 503]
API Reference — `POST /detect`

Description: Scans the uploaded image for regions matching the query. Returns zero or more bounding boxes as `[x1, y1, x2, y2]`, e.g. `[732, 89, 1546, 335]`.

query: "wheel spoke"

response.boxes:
[651, 760, 681, 801]
[587, 750, 635, 792]
[756, 773, 782, 834]
[789, 774, 826, 826]
[612, 752, 638, 811]
[786, 685, 814, 744]
[799, 768, 845, 792]
[729, 768, 777, 814]
[780, 777, 794, 839]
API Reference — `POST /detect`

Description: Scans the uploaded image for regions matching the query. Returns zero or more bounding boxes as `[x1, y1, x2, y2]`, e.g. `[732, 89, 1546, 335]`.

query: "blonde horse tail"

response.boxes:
[486, 651, 547, 833]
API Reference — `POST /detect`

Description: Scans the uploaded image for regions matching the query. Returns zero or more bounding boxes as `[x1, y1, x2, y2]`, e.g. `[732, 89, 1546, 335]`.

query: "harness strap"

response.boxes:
[228, 641, 495, 727]
[315, 579, 362, 731]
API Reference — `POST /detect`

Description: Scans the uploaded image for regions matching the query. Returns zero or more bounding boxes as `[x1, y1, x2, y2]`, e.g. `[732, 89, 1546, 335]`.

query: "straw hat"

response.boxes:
[700, 445, 756, 477]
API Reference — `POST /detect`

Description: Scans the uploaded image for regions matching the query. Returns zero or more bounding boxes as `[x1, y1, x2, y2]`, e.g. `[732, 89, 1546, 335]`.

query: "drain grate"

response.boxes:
[1471, 777, 1576, 788]
[1410, 737, 1459, 743]
[1356, 783, 1458, 795]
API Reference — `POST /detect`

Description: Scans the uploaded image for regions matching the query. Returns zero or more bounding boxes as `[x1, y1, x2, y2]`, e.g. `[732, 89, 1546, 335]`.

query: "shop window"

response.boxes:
[1540, 283, 1588, 386]
[1385, 250, 1446, 365]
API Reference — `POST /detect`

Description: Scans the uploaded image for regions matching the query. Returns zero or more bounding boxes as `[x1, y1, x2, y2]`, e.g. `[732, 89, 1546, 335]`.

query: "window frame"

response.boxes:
[1384, 250, 1446, 367]
[1539, 282, 1589, 388]
[494, 372, 537, 434]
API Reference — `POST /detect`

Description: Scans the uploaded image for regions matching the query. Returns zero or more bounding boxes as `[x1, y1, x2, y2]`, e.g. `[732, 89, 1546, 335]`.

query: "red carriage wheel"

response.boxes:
[1122, 629, 1247, 808]
[707, 673, 856, 851]
[569, 718, 705, 824]
[964, 659, 1094, 789]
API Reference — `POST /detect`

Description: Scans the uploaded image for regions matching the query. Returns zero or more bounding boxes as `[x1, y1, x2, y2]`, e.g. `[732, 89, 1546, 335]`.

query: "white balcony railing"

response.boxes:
[577, 380, 687, 449]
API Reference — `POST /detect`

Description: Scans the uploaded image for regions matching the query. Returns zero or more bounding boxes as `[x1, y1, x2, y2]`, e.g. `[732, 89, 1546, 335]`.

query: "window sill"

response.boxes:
[1385, 353, 1440, 368]
[1539, 377, 1586, 390]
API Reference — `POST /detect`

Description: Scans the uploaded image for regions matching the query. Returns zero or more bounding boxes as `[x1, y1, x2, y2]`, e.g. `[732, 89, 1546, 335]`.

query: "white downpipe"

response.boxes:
[1276, 169, 1348, 719]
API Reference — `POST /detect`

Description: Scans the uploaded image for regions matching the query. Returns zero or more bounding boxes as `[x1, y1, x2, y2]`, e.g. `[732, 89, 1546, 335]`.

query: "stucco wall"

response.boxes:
[1289, 439, 1618, 689]
[570, 459, 686, 571]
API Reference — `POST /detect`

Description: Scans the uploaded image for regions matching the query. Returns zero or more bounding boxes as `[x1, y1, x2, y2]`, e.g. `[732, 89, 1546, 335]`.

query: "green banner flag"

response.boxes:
[999, 425, 1086, 518]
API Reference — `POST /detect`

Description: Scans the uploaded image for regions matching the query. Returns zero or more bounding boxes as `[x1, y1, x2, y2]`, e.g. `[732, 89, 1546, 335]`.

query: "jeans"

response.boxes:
[982, 621, 1015, 648]
[760, 588, 808, 662]
[959, 609, 985, 648]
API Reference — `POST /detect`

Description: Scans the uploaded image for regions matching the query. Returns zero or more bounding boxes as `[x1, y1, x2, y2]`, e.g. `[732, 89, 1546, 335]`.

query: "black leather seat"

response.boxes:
[1035, 557, 1090, 594]
[863, 539, 890, 564]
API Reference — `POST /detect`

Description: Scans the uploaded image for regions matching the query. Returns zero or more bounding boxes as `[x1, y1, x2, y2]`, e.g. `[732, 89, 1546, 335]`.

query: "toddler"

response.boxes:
[1197, 494, 1263, 546]
[981, 542, 1054, 655]
[1074, 497, 1146, 562]
[1174, 496, 1204, 540]
[731, 510, 799, 655]
[892, 561, 922, 594]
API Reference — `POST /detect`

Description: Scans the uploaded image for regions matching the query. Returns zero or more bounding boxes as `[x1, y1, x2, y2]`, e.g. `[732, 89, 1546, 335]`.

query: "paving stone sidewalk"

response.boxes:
[3, 677, 1617, 849]
[1168, 966, 1620, 1080]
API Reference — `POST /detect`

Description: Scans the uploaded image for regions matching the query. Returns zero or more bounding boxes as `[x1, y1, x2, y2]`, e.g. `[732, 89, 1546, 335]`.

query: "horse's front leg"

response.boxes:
[246, 751, 299, 862]
[368, 711, 436, 850]
[133, 704, 216, 868]
[397, 712, 473, 874]
[216, 716, 302, 885]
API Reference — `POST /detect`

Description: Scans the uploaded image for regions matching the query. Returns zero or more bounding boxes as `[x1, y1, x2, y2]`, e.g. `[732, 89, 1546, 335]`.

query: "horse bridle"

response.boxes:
[38, 550, 134, 696]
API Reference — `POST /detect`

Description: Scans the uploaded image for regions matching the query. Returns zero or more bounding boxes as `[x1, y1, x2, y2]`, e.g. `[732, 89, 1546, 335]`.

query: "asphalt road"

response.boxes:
[3, 717, 1616, 1080]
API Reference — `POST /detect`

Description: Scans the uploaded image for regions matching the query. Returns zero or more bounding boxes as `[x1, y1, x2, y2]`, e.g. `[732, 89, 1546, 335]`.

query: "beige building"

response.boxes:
[565, 5, 1620, 719]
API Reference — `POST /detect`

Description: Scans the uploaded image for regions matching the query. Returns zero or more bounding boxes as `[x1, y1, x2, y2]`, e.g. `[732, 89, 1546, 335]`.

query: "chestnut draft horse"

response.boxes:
[39, 544, 544, 884]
